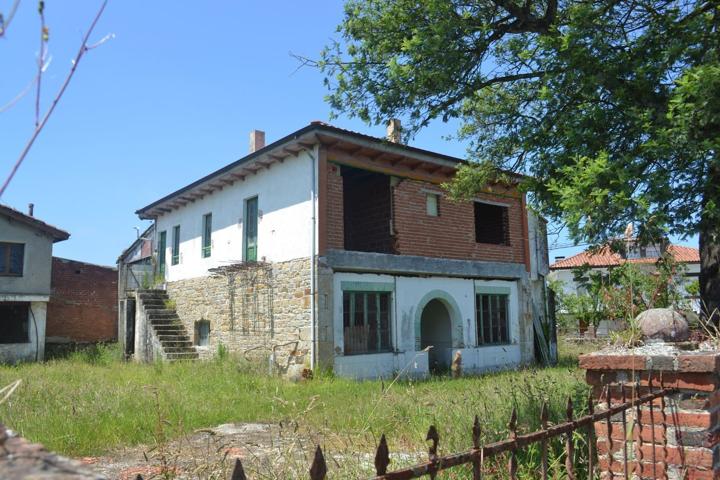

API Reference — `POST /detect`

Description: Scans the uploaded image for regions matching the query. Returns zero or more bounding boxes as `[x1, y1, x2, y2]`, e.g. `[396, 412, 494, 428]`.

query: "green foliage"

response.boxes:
[552, 252, 688, 334]
[319, 0, 720, 247]
[163, 298, 176, 310]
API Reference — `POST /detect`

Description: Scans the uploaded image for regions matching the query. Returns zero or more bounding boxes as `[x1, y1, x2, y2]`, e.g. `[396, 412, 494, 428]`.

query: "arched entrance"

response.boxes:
[420, 299, 453, 371]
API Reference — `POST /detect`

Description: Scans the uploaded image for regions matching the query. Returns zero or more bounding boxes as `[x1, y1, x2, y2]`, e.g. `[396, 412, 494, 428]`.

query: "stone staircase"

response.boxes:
[138, 289, 199, 361]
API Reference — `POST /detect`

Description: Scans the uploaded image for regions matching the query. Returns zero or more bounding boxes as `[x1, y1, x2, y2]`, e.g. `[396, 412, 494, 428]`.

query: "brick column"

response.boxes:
[580, 348, 720, 479]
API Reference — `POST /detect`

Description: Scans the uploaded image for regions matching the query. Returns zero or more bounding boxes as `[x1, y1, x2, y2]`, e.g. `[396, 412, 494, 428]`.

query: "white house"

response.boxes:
[124, 121, 552, 379]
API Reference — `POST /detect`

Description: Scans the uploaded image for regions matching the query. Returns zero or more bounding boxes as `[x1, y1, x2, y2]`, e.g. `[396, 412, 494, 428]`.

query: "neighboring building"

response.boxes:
[549, 238, 700, 334]
[127, 121, 551, 378]
[46, 257, 118, 346]
[0, 204, 69, 362]
[117, 224, 155, 358]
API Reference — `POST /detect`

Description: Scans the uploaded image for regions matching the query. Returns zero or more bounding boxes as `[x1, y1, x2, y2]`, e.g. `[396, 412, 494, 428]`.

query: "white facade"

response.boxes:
[155, 148, 318, 281]
[332, 272, 522, 380]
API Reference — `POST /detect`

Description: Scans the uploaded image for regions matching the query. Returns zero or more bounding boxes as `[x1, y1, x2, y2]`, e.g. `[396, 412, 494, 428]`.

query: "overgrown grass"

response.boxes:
[0, 341, 593, 477]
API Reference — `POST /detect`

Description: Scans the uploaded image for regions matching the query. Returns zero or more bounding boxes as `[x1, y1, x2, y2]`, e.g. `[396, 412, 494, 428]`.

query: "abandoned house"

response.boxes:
[0, 204, 69, 362]
[125, 121, 552, 378]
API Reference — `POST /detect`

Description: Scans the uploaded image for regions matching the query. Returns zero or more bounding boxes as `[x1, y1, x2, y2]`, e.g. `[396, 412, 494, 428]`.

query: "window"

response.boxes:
[474, 202, 510, 245]
[202, 213, 212, 258]
[195, 320, 210, 347]
[476, 293, 509, 345]
[342, 291, 392, 355]
[157, 231, 167, 276]
[171, 225, 180, 265]
[426, 193, 439, 217]
[0, 243, 24, 276]
[0, 303, 30, 344]
[244, 196, 258, 262]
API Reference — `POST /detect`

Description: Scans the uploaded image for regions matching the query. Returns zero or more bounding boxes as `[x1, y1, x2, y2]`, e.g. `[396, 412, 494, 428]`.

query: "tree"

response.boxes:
[308, 0, 720, 320]
[0, 1, 111, 198]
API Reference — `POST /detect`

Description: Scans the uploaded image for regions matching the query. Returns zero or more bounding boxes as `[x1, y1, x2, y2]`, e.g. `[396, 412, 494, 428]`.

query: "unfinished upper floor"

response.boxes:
[136, 122, 544, 281]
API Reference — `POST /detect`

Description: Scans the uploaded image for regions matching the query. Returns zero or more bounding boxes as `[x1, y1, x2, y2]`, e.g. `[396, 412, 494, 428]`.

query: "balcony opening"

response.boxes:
[342, 166, 395, 254]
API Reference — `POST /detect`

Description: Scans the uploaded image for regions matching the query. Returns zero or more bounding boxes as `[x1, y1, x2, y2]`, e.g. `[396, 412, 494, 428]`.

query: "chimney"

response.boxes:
[249, 130, 265, 153]
[386, 119, 402, 143]
[28, 203, 34, 217]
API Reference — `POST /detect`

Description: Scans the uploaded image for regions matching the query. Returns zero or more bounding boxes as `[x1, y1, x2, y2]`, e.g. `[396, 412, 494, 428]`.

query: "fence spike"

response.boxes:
[540, 402, 549, 480]
[472, 415, 481, 449]
[472, 415, 482, 480]
[375, 434, 390, 476]
[426, 425, 439, 461]
[620, 384, 629, 479]
[565, 397, 576, 480]
[309, 445, 327, 480]
[587, 392, 595, 478]
[229, 458, 247, 480]
[508, 408, 518, 480]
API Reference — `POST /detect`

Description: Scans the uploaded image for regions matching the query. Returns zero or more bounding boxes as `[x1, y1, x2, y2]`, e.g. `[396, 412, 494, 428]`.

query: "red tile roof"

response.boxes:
[550, 244, 699, 270]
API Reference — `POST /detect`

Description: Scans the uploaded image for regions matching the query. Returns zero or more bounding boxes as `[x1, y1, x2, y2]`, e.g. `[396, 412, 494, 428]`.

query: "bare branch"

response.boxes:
[0, 0, 21, 38]
[0, 0, 110, 198]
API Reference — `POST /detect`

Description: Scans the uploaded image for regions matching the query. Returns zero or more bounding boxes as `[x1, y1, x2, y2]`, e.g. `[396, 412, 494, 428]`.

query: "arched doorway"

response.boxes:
[420, 299, 453, 372]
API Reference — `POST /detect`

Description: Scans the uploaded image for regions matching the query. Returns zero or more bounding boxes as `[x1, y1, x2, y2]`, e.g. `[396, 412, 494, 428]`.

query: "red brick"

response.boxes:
[46, 257, 117, 343]
[580, 354, 647, 371]
[678, 354, 720, 373]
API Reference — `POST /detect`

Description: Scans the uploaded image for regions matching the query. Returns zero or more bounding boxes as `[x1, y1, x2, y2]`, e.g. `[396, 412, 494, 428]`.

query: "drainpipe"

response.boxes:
[303, 146, 318, 372]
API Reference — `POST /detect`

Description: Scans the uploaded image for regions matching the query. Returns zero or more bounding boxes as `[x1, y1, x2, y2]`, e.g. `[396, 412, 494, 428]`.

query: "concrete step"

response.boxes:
[138, 293, 169, 301]
[150, 318, 181, 325]
[164, 346, 196, 353]
[146, 309, 178, 316]
[159, 339, 194, 347]
[157, 334, 190, 343]
[141, 300, 167, 306]
[166, 351, 199, 360]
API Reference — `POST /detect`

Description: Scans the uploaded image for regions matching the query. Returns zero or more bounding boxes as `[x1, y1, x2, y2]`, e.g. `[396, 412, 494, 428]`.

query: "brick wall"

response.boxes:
[581, 349, 720, 479]
[46, 257, 118, 343]
[323, 161, 527, 264]
[326, 162, 344, 250]
[392, 179, 526, 263]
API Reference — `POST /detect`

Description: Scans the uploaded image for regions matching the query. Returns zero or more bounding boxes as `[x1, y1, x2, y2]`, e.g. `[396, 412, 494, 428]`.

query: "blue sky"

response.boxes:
[1, 1, 696, 266]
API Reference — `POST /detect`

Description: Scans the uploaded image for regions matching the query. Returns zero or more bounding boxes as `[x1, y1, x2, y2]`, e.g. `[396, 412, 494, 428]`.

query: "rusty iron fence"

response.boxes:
[135, 376, 680, 480]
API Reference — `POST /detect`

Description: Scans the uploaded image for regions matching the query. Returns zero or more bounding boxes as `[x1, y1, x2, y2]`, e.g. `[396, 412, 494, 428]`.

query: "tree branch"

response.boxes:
[0, 0, 110, 198]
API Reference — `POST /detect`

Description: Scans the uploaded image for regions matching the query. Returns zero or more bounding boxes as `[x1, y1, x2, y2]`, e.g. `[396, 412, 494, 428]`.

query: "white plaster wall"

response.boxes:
[331, 272, 523, 379]
[0, 301, 46, 363]
[155, 148, 317, 282]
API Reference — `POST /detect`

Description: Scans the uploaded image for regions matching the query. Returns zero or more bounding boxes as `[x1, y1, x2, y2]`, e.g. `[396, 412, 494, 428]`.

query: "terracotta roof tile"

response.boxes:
[550, 244, 699, 270]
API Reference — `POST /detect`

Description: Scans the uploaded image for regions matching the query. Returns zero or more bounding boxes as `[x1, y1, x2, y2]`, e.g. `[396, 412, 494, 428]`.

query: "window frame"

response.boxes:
[171, 225, 180, 265]
[475, 291, 511, 346]
[341, 287, 393, 356]
[473, 201, 511, 246]
[157, 231, 167, 276]
[0, 242, 25, 277]
[201, 213, 212, 258]
[244, 196, 258, 262]
[426, 193, 440, 217]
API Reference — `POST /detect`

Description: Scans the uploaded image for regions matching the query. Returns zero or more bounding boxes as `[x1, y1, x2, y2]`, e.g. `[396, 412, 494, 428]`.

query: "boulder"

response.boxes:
[636, 308, 690, 342]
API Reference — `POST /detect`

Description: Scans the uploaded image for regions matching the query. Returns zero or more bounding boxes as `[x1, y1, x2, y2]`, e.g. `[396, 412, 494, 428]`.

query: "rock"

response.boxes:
[636, 308, 690, 342]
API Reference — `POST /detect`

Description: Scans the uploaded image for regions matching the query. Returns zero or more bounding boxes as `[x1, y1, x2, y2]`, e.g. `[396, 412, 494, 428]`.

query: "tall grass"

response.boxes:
[0, 343, 592, 478]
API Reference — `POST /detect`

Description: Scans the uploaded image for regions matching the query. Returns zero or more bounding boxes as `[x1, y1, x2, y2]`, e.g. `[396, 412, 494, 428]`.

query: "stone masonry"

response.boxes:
[167, 257, 312, 371]
[581, 346, 720, 479]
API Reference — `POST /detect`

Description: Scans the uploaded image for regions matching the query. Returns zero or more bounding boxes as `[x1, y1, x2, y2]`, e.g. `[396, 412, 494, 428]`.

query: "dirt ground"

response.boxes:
[78, 422, 313, 479]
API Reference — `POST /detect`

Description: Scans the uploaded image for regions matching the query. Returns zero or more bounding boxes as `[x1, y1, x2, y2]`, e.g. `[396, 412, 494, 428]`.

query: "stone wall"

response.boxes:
[167, 257, 312, 370]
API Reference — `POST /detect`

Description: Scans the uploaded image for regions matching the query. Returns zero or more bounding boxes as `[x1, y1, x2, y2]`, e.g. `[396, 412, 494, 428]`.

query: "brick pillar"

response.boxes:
[580, 349, 720, 479]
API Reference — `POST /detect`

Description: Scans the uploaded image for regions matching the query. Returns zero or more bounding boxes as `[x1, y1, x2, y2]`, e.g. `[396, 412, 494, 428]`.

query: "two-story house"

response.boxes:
[127, 121, 550, 378]
[0, 204, 69, 362]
